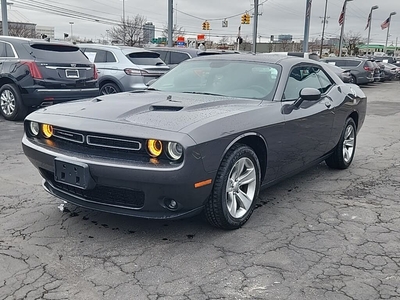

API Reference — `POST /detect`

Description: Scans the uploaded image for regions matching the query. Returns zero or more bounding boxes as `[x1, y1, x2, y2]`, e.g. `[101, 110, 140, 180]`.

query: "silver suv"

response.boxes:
[79, 44, 170, 94]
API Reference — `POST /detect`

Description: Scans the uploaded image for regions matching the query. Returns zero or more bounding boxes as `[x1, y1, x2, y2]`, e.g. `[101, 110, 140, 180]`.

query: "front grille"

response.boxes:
[87, 135, 141, 151]
[43, 170, 145, 209]
[53, 128, 84, 143]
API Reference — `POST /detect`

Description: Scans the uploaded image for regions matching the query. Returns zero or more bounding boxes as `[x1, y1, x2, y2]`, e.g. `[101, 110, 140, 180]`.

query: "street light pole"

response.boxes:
[303, 0, 312, 52]
[338, 0, 353, 57]
[252, 0, 259, 53]
[122, 0, 126, 45]
[384, 12, 396, 54]
[167, 0, 173, 47]
[366, 5, 378, 56]
[320, 0, 328, 58]
[1, 0, 8, 35]
[69, 22, 74, 42]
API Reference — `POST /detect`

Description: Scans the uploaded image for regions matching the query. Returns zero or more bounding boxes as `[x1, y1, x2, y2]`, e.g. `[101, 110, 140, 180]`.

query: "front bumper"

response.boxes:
[22, 135, 215, 219]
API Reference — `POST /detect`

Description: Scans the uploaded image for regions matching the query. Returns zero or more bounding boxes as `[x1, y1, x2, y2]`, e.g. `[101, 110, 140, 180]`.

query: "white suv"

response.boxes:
[79, 44, 170, 95]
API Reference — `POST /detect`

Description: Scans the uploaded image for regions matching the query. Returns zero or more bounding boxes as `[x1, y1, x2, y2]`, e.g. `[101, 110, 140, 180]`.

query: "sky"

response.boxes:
[4, 0, 400, 45]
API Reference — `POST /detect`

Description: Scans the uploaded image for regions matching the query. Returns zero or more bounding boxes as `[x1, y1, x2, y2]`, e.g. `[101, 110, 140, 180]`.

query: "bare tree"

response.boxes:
[110, 15, 147, 46]
[344, 31, 365, 55]
[6, 23, 36, 38]
[162, 24, 185, 42]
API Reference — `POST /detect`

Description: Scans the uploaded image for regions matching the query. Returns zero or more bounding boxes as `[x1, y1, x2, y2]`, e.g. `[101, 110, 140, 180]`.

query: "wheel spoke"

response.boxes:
[344, 138, 354, 147]
[227, 191, 237, 216]
[236, 190, 252, 211]
[237, 167, 255, 186]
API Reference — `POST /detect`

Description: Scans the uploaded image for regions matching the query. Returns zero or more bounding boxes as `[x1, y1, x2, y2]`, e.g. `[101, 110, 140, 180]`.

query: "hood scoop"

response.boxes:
[150, 105, 183, 112]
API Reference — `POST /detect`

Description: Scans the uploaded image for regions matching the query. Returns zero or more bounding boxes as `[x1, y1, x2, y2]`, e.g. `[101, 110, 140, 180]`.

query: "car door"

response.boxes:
[277, 64, 335, 176]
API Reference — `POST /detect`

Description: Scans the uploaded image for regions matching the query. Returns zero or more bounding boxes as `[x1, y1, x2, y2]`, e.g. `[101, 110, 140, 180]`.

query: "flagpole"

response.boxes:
[338, 0, 353, 57]
[384, 12, 397, 54]
[366, 5, 379, 56]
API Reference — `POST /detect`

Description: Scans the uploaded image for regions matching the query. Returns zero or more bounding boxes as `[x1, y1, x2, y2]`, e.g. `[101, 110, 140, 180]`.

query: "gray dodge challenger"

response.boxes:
[22, 54, 367, 229]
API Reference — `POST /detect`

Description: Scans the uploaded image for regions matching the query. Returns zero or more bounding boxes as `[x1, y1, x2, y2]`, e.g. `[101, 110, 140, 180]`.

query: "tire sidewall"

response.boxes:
[217, 146, 261, 228]
[100, 83, 120, 95]
[339, 118, 357, 168]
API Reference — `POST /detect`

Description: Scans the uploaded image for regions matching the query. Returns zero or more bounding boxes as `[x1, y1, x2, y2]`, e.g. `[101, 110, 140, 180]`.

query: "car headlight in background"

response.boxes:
[42, 124, 53, 138]
[147, 139, 163, 157]
[29, 121, 40, 136]
[166, 142, 183, 160]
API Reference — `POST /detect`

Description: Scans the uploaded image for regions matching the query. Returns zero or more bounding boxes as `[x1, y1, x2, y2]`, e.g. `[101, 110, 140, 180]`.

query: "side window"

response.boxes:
[284, 66, 332, 100]
[5, 44, 15, 57]
[93, 50, 107, 63]
[106, 51, 116, 63]
[0, 42, 6, 57]
[155, 50, 167, 62]
[346, 60, 360, 67]
[170, 52, 190, 65]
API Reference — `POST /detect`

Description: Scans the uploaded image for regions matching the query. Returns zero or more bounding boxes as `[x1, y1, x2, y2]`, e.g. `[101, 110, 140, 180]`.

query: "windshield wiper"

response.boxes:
[182, 91, 223, 96]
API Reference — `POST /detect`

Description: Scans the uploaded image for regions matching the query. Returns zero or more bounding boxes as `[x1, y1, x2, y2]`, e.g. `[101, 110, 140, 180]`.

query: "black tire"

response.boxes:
[349, 75, 357, 84]
[100, 82, 121, 95]
[325, 118, 357, 169]
[0, 84, 28, 121]
[204, 144, 261, 230]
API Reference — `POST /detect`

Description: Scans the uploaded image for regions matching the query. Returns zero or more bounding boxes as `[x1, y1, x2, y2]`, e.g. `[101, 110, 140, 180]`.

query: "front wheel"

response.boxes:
[325, 118, 357, 169]
[205, 144, 261, 230]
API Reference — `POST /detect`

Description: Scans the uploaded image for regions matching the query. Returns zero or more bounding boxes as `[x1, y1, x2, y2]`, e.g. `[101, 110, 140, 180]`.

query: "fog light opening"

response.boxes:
[164, 198, 178, 210]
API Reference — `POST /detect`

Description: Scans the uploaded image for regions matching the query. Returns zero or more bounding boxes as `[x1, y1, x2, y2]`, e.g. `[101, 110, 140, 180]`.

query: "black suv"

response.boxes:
[0, 36, 99, 121]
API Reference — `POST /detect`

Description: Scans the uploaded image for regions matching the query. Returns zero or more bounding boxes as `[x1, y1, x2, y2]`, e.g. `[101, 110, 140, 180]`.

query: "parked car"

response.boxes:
[370, 60, 383, 82]
[375, 61, 399, 81]
[323, 63, 352, 83]
[0, 36, 99, 121]
[266, 52, 320, 61]
[22, 54, 366, 229]
[148, 47, 239, 68]
[79, 44, 170, 95]
[322, 57, 375, 85]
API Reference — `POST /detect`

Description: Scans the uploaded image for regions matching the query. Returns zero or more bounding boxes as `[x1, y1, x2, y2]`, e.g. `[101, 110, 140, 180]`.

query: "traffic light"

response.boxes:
[202, 20, 210, 30]
[241, 14, 246, 24]
[245, 13, 251, 24]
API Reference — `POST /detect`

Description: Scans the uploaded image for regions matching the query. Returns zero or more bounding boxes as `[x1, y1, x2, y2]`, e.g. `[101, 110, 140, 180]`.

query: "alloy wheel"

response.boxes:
[342, 124, 355, 163]
[0, 89, 16, 116]
[101, 85, 118, 95]
[225, 157, 257, 219]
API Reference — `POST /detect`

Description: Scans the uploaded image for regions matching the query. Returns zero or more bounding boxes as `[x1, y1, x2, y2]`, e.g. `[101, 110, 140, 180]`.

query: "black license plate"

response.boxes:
[54, 158, 93, 189]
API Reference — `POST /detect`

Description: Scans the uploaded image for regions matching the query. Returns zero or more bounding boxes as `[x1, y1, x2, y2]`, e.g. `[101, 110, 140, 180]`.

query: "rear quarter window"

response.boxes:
[346, 60, 361, 67]
[126, 52, 165, 66]
[24, 43, 90, 63]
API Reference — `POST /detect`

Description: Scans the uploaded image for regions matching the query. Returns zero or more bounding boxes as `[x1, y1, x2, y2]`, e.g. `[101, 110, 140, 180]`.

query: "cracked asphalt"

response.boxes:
[1, 81, 400, 300]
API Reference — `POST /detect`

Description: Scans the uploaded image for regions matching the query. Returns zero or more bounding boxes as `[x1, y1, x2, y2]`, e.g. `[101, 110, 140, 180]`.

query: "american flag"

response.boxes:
[365, 11, 372, 30]
[381, 17, 390, 30]
[338, 3, 345, 26]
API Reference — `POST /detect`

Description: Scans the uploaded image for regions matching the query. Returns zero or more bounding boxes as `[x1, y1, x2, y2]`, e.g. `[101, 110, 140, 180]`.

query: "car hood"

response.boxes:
[35, 91, 262, 132]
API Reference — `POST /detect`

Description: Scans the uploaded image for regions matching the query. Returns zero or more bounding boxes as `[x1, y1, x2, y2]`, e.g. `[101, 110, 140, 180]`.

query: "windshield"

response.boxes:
[150, 59, 281, 100]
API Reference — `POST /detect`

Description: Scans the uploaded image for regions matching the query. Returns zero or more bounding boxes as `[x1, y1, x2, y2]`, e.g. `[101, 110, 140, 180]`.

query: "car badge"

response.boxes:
[71, 64, 76, 67]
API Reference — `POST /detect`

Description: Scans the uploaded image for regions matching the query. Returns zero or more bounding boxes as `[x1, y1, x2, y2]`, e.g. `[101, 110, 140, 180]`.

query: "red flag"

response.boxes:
[381, 17, 390, 30]
[338, 3, 345, 26]
[365, 11, 371, 30]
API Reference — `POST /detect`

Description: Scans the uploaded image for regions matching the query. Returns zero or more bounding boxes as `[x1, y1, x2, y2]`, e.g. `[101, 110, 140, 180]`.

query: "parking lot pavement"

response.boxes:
[1, 81, 399, 300]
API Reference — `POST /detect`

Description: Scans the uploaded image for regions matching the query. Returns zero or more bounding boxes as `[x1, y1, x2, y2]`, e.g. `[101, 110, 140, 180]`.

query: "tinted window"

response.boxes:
[284, 66, 333, 100]
[170, 52, 190, 64]
[126, 52, 165, 66]
[25, 43, 89, 63]
[153, 50, 168, 62]
[326, 60, 347, 67]
[5, 44, 15, 57]
[0, 42, 6, 57]
[106, 51, 116, 63]
[346, 60, 361, 67]
[93, 50, 107, 63]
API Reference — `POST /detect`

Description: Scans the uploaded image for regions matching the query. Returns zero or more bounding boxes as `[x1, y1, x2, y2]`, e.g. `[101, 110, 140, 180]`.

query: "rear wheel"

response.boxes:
[0, 84, 28, 121]
[100, 82, 120, 95]
[325, 118, 357, 169]
[349, 75, 357, 84]
[205, 144, 261, 230]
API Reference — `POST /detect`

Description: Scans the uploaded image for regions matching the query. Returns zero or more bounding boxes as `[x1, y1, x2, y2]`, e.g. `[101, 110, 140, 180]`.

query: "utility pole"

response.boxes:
[168, 0, 173, 47]
[303, 0, 312, 52]
[252, 0, 259, 53]
[338, 0, 353, 57]
[122, 0, 125, 45]
[320, 0, 329, 58]
[1, 0, 9, 36]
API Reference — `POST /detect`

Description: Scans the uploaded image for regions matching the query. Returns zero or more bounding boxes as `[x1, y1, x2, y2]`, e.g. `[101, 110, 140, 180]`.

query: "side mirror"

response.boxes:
[299, 87, 321, 101]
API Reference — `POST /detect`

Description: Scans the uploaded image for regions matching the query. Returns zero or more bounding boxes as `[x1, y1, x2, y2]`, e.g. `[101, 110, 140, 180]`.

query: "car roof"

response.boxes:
[0, 36, 78, 48]
[148, 47, 239, 57]
[78, 43, 145, 52]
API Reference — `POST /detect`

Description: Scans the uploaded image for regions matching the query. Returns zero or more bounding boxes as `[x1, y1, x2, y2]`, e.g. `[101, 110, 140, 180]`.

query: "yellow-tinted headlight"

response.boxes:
[147, 139, 162, 157]
[42, 124, 53, 138]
